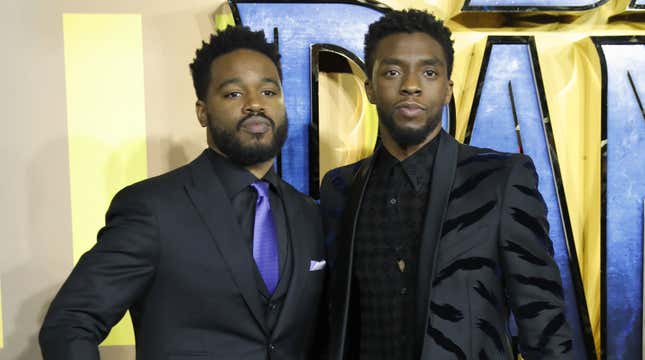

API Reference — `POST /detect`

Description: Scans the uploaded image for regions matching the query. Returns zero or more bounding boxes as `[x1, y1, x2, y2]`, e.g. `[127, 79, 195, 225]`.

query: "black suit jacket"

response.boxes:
[40, 151, 326, 360]
[320, 131, 573, 360]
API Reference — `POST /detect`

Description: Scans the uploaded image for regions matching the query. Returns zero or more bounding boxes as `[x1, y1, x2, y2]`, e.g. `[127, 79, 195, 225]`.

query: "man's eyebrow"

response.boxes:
[421, 58, 445, 67]
[380, 58, 404, 66]
[379, 57, 446, 67]
[261, 77, 281, 87]
[217, 78, 242, 90]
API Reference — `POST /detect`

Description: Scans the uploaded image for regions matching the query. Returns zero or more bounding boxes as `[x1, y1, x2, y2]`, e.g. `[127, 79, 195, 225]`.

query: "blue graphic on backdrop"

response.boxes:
[234, 1, 451, 193]
[234, 2, 384, 192]
[467, 41, 588, 359]
[600, 42, 645, 360]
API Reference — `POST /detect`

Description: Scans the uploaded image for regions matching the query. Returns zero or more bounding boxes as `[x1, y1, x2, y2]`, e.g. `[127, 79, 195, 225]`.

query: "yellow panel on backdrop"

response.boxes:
[318, 60, 378, 180]
[63, 13, 147, 346]
[534, 34, 602, 353]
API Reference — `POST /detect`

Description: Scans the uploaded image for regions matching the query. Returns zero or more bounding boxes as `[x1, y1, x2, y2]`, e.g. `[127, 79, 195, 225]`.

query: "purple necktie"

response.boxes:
[250, 181, 279, 294]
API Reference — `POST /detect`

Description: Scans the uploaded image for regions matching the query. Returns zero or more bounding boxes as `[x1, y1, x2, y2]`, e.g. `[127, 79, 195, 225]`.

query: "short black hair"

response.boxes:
[364, 9, 454, 78]
[190, 25, 281, 101]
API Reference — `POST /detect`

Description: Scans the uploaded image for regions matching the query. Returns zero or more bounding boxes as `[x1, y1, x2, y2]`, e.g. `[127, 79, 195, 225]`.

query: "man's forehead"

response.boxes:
[209, 49, 281, 83]
[373, 32, 446, 63]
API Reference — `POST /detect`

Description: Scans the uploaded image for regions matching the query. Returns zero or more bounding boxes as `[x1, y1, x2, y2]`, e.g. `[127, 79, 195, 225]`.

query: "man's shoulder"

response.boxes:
[275, 178, 319, 212]
[112, 159, 194, 204]
[454, 143, 540, 196]
[456, 142, 528, 171]
[320, 158, 368, 195]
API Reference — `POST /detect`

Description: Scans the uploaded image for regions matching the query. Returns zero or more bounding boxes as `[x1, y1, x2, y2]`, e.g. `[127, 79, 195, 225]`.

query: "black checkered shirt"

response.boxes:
[354, 137, 438, 360]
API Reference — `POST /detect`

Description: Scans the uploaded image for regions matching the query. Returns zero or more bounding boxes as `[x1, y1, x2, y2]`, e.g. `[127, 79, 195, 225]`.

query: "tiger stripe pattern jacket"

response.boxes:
[320, 130, 573, 360]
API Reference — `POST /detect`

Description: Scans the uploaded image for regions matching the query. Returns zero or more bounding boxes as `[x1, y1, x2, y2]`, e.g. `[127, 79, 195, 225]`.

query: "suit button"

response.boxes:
[400, 287, 408, 295]
[269, 343, 276, 351]
[389, 198, 397, 205]
[268, 302, 277, 310]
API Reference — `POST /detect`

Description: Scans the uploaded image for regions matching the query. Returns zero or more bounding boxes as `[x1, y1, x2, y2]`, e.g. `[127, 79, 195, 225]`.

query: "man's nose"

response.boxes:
[400, 75, 422, 96]
[244, 94, 264, 113]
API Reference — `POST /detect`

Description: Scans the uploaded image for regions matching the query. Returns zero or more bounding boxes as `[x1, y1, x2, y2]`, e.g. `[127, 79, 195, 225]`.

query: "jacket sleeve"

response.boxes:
[39, 184, 160, 360]
[499, 154, 573, 359]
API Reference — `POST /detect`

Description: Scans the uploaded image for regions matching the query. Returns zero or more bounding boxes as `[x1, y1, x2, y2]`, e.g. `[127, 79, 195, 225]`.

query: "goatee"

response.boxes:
[378, 107, 442, 148]
[208, 113, 288, 166]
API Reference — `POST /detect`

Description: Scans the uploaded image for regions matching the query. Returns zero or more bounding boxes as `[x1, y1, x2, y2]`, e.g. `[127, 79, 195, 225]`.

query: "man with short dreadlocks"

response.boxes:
[40, 26, 326, 360]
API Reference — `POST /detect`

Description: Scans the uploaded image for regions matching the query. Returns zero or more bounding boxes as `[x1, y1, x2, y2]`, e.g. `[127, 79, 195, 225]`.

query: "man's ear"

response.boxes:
[196, 100, 207, 127]
[444, 79, 454, 105]
[365, 79, 376, 104]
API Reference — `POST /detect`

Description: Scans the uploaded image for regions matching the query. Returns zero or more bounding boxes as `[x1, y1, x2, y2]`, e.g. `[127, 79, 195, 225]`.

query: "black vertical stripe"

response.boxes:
[442, 201, 497, 236]
[450, 167, 504, 200]
[515, 301, 558, 319]
[434, 258, 497, 286]
[538, 313, 566, 348]
[512, 274, 564, 299]
[477, 319, 504, 351]
[503, 241, 547, 266]
[427, 326, 467, 360]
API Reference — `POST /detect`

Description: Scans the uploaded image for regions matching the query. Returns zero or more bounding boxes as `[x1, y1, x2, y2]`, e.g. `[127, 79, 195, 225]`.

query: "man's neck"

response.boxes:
[380, 126, 441, 161]
[210, 146, 274, 179]
[244, 159, 275, 179]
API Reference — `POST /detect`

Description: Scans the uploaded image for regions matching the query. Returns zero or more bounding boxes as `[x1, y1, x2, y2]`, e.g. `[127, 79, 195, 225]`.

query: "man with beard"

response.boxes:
[40, 26, 326, 360]
[320, 10, 572, 360]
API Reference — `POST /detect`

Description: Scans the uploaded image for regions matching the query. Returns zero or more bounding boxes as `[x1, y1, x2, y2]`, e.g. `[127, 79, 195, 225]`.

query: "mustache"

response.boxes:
[236, 111, 275, 130]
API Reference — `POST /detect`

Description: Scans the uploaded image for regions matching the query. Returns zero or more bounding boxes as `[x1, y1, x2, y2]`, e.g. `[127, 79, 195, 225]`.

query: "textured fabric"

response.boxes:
[251, 181, 280, 294]
[353, 138, 437, 360]
[321, 131, 573, 360]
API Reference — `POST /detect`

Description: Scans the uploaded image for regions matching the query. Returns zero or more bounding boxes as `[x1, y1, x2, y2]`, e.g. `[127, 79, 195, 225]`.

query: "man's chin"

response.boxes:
[208, 119, 288, 166]
[239, 135, 275, 149]
[239, 128, 274, 139]
[386, 123, 439, 147]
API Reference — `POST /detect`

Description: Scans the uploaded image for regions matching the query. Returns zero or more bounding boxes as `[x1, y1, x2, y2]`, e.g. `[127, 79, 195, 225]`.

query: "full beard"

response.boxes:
[208, 113, 288, 166]
[378, 107, 442, 148]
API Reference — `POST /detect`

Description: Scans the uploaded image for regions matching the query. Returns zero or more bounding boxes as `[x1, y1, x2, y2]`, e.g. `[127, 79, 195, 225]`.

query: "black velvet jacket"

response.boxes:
[320, 131, 573, 360]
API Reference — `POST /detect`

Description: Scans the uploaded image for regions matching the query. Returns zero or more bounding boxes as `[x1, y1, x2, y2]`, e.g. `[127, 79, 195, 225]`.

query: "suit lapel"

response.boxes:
[184, 152, 268, 334]
[272, 183, 305, 336]
[331, 153, 375, 360]
[416, 132, 459, 356]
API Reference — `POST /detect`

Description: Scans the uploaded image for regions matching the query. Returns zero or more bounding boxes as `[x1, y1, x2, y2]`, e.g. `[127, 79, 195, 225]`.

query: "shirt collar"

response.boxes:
[206, 149, 282, 199]
[377, 134, 439, 192]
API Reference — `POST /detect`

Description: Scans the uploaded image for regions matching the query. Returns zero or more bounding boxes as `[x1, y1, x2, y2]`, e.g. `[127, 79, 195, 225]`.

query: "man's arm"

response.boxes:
[499, 155, 573, 360]
[39, 184, 160, 360]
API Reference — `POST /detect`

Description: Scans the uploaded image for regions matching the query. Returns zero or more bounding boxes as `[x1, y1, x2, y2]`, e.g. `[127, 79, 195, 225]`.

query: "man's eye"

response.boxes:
[384, 70, 399, 77]
[424, 70, 437, 78]
[225, 91, 242, 98]
[262, 90, 277, 96]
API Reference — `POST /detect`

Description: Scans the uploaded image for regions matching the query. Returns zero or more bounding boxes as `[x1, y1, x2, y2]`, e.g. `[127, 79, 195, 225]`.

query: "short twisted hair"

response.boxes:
[364, 9, 454, 78]
[189, 25, 281, 101]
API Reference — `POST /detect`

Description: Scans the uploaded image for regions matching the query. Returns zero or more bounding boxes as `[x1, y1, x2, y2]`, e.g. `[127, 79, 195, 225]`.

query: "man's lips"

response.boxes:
[395, 102, 426, 118]
[239, 116, 273, 134]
